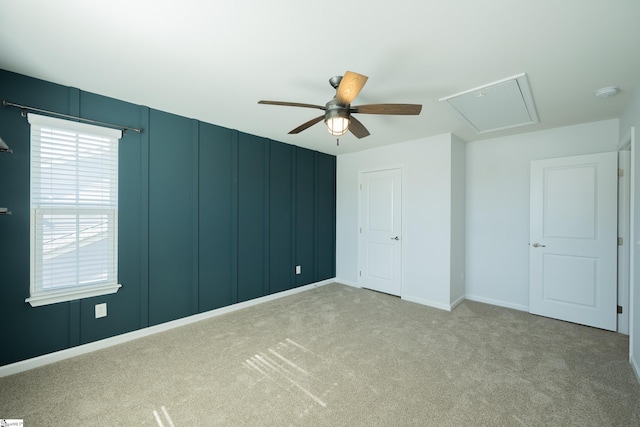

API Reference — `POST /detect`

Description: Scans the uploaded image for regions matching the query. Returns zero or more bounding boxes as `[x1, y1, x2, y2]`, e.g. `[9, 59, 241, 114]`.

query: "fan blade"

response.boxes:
[335, 71, 368, 105]
[289, 115, 325, 134]
[351, 104, 422, 115]
[348, 115, 370, 139]
[259, 100, 325, 110]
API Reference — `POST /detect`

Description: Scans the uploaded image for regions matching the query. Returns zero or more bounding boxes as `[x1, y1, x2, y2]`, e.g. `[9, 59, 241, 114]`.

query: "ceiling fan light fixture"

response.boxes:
[325, 116, 350, 136]
[324, 106, 350, 136]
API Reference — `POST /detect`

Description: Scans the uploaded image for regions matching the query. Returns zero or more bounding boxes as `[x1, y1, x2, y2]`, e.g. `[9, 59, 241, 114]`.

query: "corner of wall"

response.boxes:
[450, 134, 466, 304]
[631, 348, 640, 384]
[402, 294, 453, 312]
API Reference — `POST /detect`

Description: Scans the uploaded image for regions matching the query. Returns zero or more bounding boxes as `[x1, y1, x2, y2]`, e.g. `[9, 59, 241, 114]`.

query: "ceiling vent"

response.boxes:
[439, 73, 538, 134]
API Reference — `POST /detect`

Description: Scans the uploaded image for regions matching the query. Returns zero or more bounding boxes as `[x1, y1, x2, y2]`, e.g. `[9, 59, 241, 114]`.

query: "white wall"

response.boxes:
[619, 88, 640, 381]
[450, 134, 466, 305]
[465, 119, 619, 311]
[336, 133, 463, 310]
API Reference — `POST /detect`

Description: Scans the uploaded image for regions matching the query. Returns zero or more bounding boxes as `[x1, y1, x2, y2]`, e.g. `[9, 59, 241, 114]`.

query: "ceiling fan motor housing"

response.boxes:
[324, 99, 350, 136]
[325, 98, 349, 117]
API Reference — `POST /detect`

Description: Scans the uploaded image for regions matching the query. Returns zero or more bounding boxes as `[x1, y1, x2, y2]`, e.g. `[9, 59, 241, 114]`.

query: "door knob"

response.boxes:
[391, 236, 400, 240]
[532, 242, 546, 248]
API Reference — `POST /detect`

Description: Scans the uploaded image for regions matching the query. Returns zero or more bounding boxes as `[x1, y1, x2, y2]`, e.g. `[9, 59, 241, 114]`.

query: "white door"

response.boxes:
[529, 152, 618, 331]
[359, 169, 402, 296]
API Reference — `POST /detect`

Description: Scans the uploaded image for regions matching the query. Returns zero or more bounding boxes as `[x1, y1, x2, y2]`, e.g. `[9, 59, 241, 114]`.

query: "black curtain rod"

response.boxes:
[2, 99, 142, 134]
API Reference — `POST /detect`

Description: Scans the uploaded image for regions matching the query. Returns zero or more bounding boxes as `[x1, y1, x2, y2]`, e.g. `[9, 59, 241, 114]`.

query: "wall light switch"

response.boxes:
[295, 265, 301, 275]
[95, 303, 107, 319]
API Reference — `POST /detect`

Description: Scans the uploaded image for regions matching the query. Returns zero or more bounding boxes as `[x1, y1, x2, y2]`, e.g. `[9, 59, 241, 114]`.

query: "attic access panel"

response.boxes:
[439, 73, 538, 134]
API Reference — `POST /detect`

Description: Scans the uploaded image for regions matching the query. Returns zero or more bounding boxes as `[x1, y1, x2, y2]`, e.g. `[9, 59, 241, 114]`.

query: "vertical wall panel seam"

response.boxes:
[313, 152, 318, 281]
[264, 141, 270, 296]
[192, 120, 199, 314]
[140, 107, 150, 328]
[314, 152, 319, 282]
[267, 140, 273, 294]
[333, 157, 337, 276]
[267, 141, 272, 294]
[231, 131, 239, 303]
[290, 145, 296, 289]
[69, 301, 80, 347]
[294, 148, 299, 286]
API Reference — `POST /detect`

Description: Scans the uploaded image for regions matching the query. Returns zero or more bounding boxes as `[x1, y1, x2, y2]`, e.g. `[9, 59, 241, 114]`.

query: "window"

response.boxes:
[26, 114, 122, 307]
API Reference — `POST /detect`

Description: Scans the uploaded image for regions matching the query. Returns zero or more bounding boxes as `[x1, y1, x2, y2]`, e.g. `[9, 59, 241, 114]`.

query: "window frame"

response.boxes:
[25, 113, 122, 307]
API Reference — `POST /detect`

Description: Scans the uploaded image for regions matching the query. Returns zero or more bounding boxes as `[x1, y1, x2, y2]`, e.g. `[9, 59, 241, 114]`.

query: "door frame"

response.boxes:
[618, 149, 631, 334]
[358, 166, 404, 296]
[619, 128, 635, 343]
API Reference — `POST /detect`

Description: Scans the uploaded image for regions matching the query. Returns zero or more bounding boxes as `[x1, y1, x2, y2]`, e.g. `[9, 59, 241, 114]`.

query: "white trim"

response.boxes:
[1, 279, 333, 378]
[465, 293, 529, 312]
[357, 165, 406, 175]
[27, 113, 123, 140]
[357, 167, 404, 296]
[402, 294, 452, 311]
[450, 294, 466, 310]
[25, 283, 121, 307]
[617, 149, 631, 335]
[337, 279, 465, 311]
[334, 278, 360, 288]
[632, 350, 640, 384]
[626, 127, 638, 381]
[619, 127, 634, 151]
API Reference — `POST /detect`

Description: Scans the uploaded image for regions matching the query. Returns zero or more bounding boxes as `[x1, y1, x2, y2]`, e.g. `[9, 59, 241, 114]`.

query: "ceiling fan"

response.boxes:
[258, 71, 422, 139]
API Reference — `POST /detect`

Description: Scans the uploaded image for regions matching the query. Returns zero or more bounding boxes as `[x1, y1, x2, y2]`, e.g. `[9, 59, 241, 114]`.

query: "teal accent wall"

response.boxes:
[0, 69, 336, 366]
[316, 152, 337, 280]
[237, 132, 270, 302]
[295, 148, 317, 286]
[269, 141, 295, 294]
[198, 123, 237, 311]
[148, 110, 198, 325]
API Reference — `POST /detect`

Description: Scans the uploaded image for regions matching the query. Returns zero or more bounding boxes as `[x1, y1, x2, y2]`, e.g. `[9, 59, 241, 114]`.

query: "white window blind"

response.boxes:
[26, 113, 122, 307]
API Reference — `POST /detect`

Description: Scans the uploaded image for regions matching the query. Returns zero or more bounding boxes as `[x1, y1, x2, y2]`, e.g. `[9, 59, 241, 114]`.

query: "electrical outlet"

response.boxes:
[95, 303, 107, 319]
[295, 265, 301, 275]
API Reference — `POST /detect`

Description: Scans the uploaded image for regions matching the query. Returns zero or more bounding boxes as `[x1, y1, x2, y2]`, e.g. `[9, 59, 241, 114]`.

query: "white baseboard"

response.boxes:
[334, 277, 360, 288]
[631, 351, 640, 384]
[465, 293, 528, 312]
[336, 280, 464, 312]
[402, 294, 452, 311]
[0, 279, 334, 378]
[450, 294, 466, 310]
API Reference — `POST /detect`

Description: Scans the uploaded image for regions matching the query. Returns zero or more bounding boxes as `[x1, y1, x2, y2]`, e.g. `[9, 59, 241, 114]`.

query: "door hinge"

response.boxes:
[360, 184, 362, 190]
[360, 227, 362, 234]
[618, 237, 624, 246]
[619, 168, 624, 177]
[617, 305, 623, 314]
[359, 270, 362, 277]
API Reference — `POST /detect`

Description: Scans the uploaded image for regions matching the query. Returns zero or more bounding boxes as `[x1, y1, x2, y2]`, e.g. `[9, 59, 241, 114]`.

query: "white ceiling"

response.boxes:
[1, 0, 639, 155]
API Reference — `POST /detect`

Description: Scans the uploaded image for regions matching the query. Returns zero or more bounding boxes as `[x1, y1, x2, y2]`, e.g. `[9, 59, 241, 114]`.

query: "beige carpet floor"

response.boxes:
[1, 283, 639, 426]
